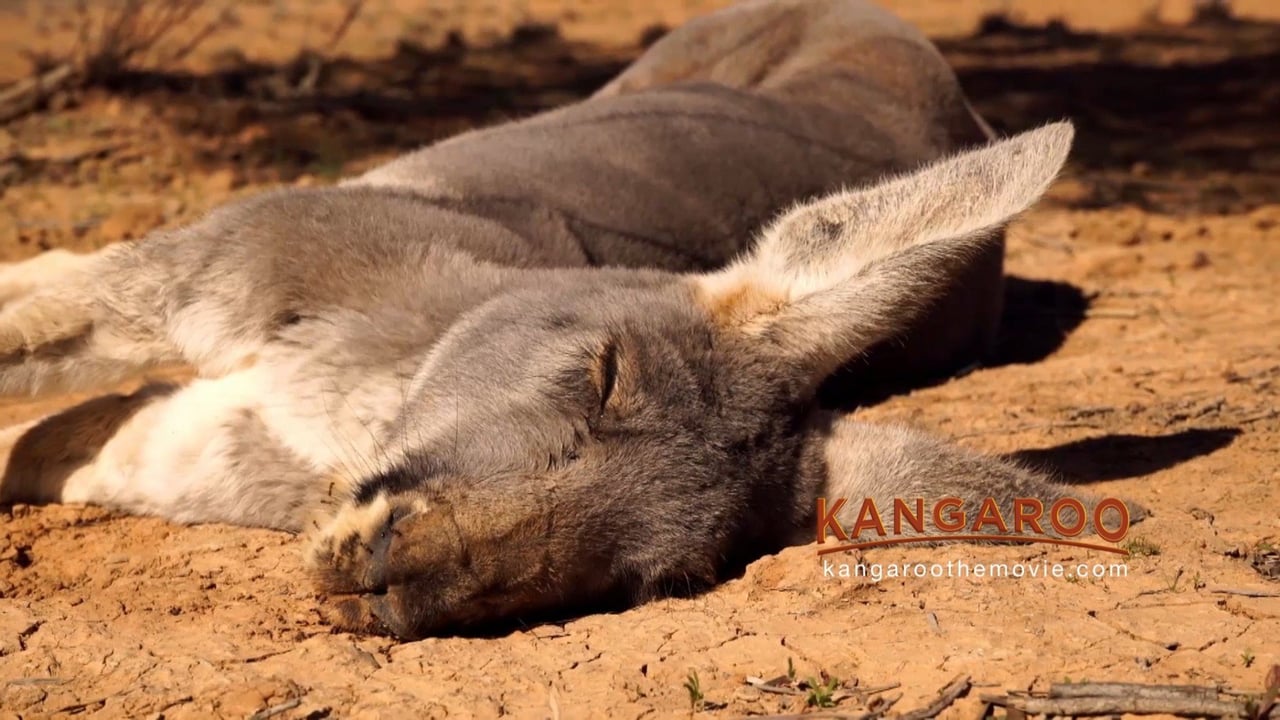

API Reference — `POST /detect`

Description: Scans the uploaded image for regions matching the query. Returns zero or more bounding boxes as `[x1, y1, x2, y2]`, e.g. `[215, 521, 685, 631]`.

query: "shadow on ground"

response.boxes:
[993, 277, 1089, 366]
[94, 24, 631, 184]
[818, 276, 1090, 409]
[946, 14, 1280, 214]
[28, 13, 1278, 214]
[1007, 427, 1242, 483]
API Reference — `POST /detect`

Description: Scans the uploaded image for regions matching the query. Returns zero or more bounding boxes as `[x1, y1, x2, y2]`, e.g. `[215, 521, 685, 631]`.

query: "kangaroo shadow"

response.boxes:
[821, 275, 1088, 409]
[1005, 427, 1241, 484]
[993, 276, 1089, 366]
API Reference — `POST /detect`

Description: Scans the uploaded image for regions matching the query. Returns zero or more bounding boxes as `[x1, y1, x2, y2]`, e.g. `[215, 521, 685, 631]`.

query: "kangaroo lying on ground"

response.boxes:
[0, 0, 1088, 638]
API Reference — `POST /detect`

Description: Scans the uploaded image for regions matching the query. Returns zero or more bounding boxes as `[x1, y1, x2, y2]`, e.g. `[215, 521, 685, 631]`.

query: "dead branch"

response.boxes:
[246, 698, 302, 720]
[858, 682, 902, 697]
[0, 64, 76, 124]
[1048, 682, 1221, 699]
[1211, 587, 1280, 598]
[73, 0, 211, 80]
[898, 675, 971, 720]
[161, 5, 233, 65]
[745, 676, 806, 696]
[982, 680, 1263, 718]
[752, 693, 904, 720]
[1238, 409, 1280, 424]
[989, 694, 1247, 717]
[872, 693, 903, 718]
[329, 0, 367, 49]
[1, 0, 232, 124]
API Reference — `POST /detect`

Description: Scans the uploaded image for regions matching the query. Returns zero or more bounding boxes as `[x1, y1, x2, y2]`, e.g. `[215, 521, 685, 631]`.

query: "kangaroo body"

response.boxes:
[0, 0, 1084, 638]
[349, 0, 998, 384]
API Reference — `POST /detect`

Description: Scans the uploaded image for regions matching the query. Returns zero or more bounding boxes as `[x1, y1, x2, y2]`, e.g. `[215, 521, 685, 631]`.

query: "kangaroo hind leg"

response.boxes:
[0, 248, 102, 307]
[0, 371, 332, 532]
[0, 243, 184, 398]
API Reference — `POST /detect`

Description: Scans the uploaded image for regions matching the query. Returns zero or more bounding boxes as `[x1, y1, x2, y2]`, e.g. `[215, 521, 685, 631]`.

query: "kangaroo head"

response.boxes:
[320, 122, 1075, 638]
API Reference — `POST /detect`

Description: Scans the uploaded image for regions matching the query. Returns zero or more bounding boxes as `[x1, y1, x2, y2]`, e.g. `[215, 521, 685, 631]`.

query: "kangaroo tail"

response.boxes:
[808, 418, 1145, 546]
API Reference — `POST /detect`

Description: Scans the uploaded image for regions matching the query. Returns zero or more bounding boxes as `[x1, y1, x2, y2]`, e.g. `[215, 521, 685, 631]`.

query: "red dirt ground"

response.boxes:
[1, 1, 1278, 718]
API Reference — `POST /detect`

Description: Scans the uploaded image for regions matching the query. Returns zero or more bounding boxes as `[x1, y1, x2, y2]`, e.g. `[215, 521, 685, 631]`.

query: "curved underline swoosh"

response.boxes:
[816, 535, 1129, 556]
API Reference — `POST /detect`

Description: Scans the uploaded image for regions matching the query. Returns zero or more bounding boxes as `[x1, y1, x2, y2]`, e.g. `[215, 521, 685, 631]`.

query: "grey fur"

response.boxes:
[0, 0, 1100, 639]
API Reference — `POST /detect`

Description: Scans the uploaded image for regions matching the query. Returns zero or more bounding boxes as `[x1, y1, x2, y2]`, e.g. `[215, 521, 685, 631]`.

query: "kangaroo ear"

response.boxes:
[693, 121, 1074, 391]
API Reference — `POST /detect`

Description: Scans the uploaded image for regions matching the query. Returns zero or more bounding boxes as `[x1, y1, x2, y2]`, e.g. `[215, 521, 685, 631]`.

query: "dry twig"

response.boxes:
[1, 0, 232, 122]
[71, 0, 220, 80]
[898, 675, 971, 720]
[1211, 587, 1280, 598]
[0, 64, 75, 123]
[981, 679, 1268, 718]
[246, 698, 302, 720]
[328, 0, 367, 49]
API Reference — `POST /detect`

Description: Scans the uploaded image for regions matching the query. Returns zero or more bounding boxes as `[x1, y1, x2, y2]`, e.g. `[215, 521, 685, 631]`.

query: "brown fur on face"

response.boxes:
[314, 474, 701, 639]
[695, 281, 789, 331]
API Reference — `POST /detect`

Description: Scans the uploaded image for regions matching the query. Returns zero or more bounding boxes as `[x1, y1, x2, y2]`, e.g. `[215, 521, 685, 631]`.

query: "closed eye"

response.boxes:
[595, 340, 619, 413]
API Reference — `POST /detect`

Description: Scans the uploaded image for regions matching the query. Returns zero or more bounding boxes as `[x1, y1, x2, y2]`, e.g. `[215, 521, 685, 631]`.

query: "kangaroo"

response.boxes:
[0, 0, 1091, 639]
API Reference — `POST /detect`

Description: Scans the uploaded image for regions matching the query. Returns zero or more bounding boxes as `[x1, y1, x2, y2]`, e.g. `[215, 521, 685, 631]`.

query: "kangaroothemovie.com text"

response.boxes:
[822, 559, 1130, 582]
